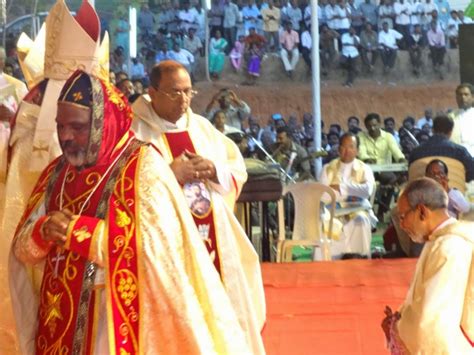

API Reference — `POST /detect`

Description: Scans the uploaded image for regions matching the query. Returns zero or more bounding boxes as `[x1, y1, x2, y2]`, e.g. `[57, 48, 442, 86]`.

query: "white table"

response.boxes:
[368, 163, 408, 173]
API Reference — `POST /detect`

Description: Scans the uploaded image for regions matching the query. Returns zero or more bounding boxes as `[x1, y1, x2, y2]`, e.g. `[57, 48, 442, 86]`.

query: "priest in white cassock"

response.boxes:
[383, 178, 474, 354]
[0, 1, 108, 352]
[320, 133, 376, 258]
[132, 60, 266, 355]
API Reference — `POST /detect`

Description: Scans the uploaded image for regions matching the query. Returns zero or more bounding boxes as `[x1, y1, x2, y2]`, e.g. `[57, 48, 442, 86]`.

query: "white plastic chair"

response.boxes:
[278, 182, 337, 262]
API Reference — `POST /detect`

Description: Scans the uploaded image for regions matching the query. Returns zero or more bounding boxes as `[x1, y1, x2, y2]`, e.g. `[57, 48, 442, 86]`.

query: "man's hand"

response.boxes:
[170, 151, 217, 185]
[364, 158, 377, 164]
[41, 209, 74, 245]
[330, 184, 341, 193]
[0, 104, 15, 123]
[397, 158, 407, 163]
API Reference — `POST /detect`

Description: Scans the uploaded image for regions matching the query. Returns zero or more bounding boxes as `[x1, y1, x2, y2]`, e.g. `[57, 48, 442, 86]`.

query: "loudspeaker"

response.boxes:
[459, 24, 474, 84]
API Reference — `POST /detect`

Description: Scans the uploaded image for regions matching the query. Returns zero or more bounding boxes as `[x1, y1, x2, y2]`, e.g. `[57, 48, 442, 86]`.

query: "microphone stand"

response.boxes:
[246, 134, 296, 184]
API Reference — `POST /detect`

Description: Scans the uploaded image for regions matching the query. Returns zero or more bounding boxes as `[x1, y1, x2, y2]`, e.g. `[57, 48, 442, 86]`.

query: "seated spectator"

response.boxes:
[320, 133, 376, 258]
[384, 116, 400, 144]
[416, 108, 433, 128]
[329, 123, 343, 136]
[359, 23, 379, 73]
[427, 20, 446, 79]
[209, 30, 228, 79]
[347, 116, 362, 134]
[340, 26, 360, 87]
[244, 27, 266, 51]
[245, 116, 264, 154]
[415, 130, 430, 143]
[170, 42, 194, 73]
[301, 25, 312, 72]
[204, 88, 250, 129]
[272, 126, 312, 180]
[155, 43, 173, 64]
[230, 35, 245, 71]
[133, 79, 144, 95]
[425, 159, 470, 218]
[211, 110, 242, 134]
[446, 10, 461, 48]
[183, 28, 203, 73]
[116, 78, 135, 100]
[131, 57, 146, 81]
[420, 122, 432, 136]
[301, 113, 314, 142]
[320, 24, 339, 76]
[407, 24, 426, 77]
[279, 22, 300, 78]
[325, 131, 340, 163]
[378, 21, 403, 74]
[409, 114, 474, 182]
[245, 43, 264, 85]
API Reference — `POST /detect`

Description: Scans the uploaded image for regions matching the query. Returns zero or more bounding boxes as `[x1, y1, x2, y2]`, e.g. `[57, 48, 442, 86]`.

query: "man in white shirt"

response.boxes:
[378, 21, 403, 74]
[287, 0, 303, 31]
[416, 108, 433, 128]
[321, 133, 376, 259]
[325, 0, 340, 31]
[410, 0, 423, 30]
[340, 26, 360, 87]
[421, 0, 437, 30]
[179, 3, 198, 34]
[446, 10, 461, 48]
[394, 0, 411, 49]
[301, 25, 312, 71]
[458, 10, 474, 24]
[337, 0, 351, 35]
[449, 83, 474, 156]
[170, 42, 195, 78]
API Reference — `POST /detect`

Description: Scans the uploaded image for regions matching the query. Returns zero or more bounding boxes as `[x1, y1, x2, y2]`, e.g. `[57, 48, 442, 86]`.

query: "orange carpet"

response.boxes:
[261, 259, 417, 355]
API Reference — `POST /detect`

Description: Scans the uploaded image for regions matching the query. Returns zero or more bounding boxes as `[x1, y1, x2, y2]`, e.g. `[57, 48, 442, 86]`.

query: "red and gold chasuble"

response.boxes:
[163, 131, 222, 274]
[33, 141, 143, 354]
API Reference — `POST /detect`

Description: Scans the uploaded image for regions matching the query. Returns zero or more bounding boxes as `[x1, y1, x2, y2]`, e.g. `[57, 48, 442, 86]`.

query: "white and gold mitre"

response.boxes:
[44, 0, 101, 80]
[17, 0, 109, 86]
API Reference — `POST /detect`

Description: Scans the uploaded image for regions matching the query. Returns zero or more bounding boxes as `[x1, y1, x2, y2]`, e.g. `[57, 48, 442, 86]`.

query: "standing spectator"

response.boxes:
[378, 21, 403, 74]
[279, 22, 300, 78]
[320, 24, 339, 76]
[115, 12, 131, 59]
[287, 0, 303, 33]
[337, 0, 352, 36]
[360, 23, 379, 73]
[179, 2, 198, 34]
[301, 25, 312, 72]
[242, 0, 261, 34]
[262, 0, 281, 52]
[410, 0, 423, 31]
[427, 20, 446, 79]
[421, 0, 437, 31]
[340, 26, 360, 87]
[394, 0, 411, 49]
[407, 24, 426, 76]
[360, 0, 378, 28]
[449, 83, 474, 154]
[131, 57, 146, 81]
[167, 2, 181, 34]
[326, 0, 339, 32]
[194, 2, 206, 42]
[209, 0, 224, 35]
[209, 30, 228, 79]
[378, 0, 395, 30]
[434, 0, 451, 27]
[349, 0, 364, 34]
[158, 3, 172, 32]
[138, 3, 155, 40]
[446, 10, 461, 48]
[230, 35, 245, 71]
[223, 0, 240, 51]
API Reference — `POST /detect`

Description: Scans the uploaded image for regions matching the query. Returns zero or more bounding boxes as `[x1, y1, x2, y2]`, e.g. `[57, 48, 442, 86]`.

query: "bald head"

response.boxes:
[150, 60, 188, 89]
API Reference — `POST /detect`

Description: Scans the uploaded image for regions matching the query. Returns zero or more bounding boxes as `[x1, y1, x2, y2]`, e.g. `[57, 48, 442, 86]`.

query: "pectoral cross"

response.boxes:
[52, 250, 65, 279]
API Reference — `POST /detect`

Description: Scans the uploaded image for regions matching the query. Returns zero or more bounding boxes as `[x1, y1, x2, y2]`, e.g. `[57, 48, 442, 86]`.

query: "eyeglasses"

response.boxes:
[156, 88, 198, 101]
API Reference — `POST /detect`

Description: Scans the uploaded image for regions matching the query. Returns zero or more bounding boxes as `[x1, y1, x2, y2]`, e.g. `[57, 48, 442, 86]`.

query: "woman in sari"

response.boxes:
[209, 30, 228, 79]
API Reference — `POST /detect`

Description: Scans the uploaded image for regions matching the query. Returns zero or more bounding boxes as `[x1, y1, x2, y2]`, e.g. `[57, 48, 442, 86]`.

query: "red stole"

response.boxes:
[36, 164, 109, 354]
[34, 142, 143, 354]
[163, 131, 221, 274]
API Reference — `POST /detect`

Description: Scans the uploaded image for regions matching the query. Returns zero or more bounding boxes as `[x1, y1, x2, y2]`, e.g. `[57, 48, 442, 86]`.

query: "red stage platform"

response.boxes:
[261, 259, 417, 355]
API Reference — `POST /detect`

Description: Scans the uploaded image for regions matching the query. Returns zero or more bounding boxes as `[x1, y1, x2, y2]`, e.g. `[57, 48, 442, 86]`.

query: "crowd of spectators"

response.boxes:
[107, 0, 474, 88]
